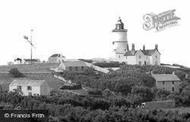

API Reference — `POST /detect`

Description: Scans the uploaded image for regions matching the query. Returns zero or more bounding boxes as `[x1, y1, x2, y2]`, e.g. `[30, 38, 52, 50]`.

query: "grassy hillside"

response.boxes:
[0, 63, 59, 73]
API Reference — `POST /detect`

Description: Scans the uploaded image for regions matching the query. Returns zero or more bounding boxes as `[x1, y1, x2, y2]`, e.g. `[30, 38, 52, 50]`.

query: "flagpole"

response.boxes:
[30, 29, 33, 64]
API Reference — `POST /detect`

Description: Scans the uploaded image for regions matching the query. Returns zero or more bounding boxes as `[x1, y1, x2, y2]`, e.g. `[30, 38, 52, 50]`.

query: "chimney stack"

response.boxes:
[143, 45, 145, 51]
[126, 44, 129, 51]
[155, 44, 158, 50]
[132, 43, 135, 51]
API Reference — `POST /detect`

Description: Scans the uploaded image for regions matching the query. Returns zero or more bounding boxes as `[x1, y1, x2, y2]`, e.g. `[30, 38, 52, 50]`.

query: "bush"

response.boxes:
[93, 62, 121, 68]
[60, 84, 82, 90]
[9, 68, 24, 78]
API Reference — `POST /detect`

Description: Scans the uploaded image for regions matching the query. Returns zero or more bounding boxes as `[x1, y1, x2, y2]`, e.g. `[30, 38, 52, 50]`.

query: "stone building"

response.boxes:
[152, 73, 181, 92]
[9, 79, 50, 96]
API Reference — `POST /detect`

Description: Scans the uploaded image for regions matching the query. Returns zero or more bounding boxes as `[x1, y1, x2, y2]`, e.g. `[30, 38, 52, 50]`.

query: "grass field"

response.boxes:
[0, 63, 59, 73]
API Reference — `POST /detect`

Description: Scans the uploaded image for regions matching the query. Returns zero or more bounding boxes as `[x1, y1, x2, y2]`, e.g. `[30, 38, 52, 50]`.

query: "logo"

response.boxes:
[143, 9, 180, 31]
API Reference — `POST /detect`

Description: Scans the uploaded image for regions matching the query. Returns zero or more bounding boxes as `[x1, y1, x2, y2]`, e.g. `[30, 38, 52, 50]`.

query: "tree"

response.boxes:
[9, 68, 24, 78]
[154, 89, 171, 100]
[131, 86, 154, 102]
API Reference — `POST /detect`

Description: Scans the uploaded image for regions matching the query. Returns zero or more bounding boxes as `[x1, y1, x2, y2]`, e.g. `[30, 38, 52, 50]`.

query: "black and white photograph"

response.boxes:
[0, 0, 190, 122]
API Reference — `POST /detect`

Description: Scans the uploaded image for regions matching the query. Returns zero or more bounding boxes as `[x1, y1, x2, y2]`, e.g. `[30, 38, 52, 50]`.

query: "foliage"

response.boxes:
[1, 90, 190, 121]
[9, 68, 24, 77]
[153, 88, 171, 101]
[88, 89, 102, 96]
[93, 61, 122, 68]
[60, 84, 82, 90]
[131, 86, 154, 102]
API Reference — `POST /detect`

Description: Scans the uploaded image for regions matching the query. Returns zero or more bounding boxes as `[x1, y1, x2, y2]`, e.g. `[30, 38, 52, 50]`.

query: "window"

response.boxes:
[144, 61, 147, 65]
[27, 86, 32, 90]
[75, 67, 78, 71]
[81, 66, 84, 70]
[163, 81, 165, 85]
[172, 87, 175, 92]
[69, 66, 72, 71]
[172, 81, 174, 85]
[139, 55, 141, 59]
[17, 86, 22, 90]
[139, 61, 142, 65]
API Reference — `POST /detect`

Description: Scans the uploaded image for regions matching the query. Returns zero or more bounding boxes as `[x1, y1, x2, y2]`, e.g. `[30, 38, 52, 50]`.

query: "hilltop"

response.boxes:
[0, 63, 59, 73]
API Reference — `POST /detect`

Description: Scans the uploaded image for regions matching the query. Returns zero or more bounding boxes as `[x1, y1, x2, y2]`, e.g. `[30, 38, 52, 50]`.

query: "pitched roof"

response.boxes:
[63, 61, 87, 67]
[124, 49, 159, 56]
[50, 54, 65, 58]
[142, 49, 157, 56]
[152, 74, 180, 82]
[124, 50, 137, 56]
[9, 79, 46, 86]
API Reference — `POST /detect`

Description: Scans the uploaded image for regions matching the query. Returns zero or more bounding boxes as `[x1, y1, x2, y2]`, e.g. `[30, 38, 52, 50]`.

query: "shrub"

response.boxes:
[88, 89, 102, 96]
[9, 68, 24, 78]
[60, 84, 82, 90]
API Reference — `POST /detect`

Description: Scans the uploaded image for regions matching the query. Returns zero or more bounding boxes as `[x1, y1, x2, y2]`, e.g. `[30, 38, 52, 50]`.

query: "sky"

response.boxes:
[0, 0, 189, 66]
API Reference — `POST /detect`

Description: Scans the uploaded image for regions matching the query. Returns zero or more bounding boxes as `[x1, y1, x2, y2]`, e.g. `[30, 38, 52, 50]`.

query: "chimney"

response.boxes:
[132, 43, 135, 51]
[127, 44, 129, 52]
[155, 44, 158, 50]
[143, 45, 145, 51]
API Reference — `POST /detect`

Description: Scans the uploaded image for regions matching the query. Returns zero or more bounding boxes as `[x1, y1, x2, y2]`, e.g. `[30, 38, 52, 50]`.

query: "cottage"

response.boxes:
[152, 73, 181, 92]
[59, 61, 89, 72]
[9, 79, 50, 96]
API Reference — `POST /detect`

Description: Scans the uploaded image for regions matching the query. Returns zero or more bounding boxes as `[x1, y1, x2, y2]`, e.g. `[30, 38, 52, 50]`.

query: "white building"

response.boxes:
[112, 17, 161, 65]
[48, 54, 65, 63]
[9, 79, 50, 96]
[124, 44, 161, 65]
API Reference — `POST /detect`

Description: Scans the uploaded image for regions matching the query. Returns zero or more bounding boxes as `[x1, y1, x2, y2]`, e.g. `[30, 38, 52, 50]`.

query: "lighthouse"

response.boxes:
[112, 17, 129, 62]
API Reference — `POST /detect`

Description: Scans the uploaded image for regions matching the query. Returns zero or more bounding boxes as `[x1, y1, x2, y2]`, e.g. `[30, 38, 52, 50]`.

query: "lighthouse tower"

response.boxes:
[112, 17, 129, 62]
